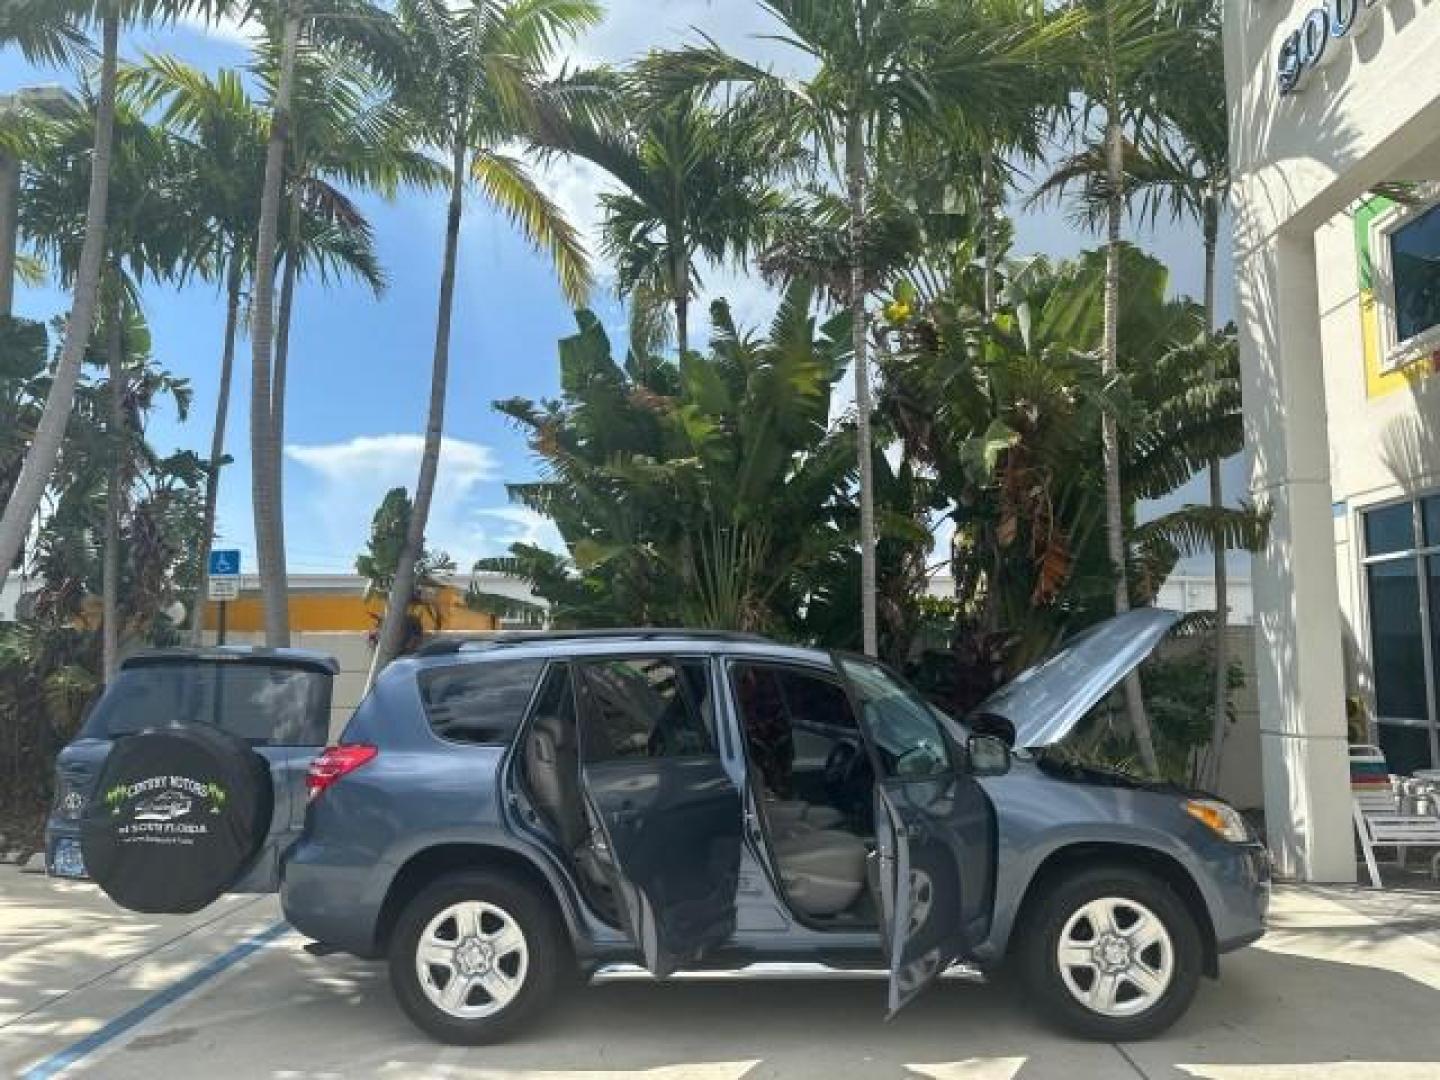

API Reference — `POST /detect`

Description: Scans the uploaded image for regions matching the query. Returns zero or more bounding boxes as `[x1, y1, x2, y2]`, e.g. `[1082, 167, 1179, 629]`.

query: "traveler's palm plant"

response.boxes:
[473, 281, 858, 636]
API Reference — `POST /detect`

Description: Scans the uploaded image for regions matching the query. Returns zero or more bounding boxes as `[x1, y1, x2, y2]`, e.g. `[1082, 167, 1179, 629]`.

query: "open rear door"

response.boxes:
[838, 656, 994, 1016]
[576, 656, 741, 977]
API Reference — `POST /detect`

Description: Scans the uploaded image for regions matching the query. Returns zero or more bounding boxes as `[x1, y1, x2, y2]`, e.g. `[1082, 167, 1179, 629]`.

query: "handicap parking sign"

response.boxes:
[208, 549, 241, 577]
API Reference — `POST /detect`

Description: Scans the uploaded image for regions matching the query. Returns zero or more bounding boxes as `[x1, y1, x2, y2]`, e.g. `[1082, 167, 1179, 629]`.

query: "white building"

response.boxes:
[1227, 0, 1440, 880]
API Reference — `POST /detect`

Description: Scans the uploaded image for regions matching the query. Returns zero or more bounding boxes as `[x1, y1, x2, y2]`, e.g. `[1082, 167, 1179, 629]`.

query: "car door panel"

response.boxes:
[577, 658, 742, 976]
[838, 656, 995, 1014]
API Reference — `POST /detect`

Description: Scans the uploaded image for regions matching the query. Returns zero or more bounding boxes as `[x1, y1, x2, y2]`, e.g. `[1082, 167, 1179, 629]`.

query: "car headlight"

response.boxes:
[1184, 798, 1250, 842]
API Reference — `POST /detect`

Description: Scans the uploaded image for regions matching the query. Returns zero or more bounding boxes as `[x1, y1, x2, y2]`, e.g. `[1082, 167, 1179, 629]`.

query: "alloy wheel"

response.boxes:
[1055, 896, 1174, 1018]
[416, 900, 530, 1019]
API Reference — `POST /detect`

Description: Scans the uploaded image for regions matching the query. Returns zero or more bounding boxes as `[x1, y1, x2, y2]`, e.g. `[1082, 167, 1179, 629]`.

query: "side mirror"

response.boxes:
[968, 733, 1012, 777]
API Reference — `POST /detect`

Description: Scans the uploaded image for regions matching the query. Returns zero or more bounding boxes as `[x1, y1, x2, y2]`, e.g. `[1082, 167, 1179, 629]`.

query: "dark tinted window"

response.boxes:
[1377, 721, 1434, 775]
[1389, 202, 1440, 343]
[1425, 496, 1440, 547]
[1365, 502, 1415, 556]
[579, 657, 714, 761]
[420, 659, 544, 744]
[1367, 560, 1428, 721]
[82, 661, 330, 745]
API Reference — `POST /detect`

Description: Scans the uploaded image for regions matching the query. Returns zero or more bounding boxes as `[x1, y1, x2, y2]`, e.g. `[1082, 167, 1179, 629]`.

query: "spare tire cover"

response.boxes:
[81, 726, 274, 914]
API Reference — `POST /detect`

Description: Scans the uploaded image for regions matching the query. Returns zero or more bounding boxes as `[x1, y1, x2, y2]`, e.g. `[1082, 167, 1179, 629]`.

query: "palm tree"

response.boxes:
[369, 0, 596, 677]
[128, 58, 264, 641]
[21, 88, 195, 678]
[647, 0, 1057, 656]
[1140, 0, 1233, 788]
[0, 1, 119, 597]
[131, 54, 410, 642]
[536, 73, 788, 355]
[0, 0, 231, 598]
[1032, 0, 1182, 776]
[245, 0, 402, 647]
[647, 2, 939, 657]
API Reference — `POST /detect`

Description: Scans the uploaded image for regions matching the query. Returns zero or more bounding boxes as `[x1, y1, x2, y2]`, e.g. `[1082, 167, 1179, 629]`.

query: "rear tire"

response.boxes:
[388, 870, 565, 1044]
[1016, 865, 1202, 1041]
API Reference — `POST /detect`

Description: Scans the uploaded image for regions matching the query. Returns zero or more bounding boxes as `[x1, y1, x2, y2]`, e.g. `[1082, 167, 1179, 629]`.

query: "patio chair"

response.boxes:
[1349, 744, 1440, 886]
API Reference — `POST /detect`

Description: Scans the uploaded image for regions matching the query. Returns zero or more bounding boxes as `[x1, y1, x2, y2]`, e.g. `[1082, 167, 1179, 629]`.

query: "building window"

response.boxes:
[1372, 193, 1440, 369]
[1361, 498, 1440, 774]
[1390, 203, 1440, 345]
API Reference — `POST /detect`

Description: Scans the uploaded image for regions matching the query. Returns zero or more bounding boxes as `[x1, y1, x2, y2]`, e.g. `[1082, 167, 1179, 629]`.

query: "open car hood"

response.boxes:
[969, 608, 1180, 749]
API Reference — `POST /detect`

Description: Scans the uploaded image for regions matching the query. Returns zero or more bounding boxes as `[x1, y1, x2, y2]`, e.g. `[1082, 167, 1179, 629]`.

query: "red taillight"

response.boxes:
[306, 744, 378, 798]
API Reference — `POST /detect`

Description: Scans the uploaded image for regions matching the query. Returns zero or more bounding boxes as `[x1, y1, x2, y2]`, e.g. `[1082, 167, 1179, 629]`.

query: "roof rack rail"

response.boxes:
[412, 628, 772, 657]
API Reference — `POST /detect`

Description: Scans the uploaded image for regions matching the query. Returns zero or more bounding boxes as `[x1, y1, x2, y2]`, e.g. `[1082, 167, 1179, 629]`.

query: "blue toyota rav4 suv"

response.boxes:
[52, 610, 1269, 1045]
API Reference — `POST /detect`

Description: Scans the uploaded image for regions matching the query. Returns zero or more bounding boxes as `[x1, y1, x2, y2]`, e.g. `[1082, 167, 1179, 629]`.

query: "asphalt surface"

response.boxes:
[3, 870, 1440, 1079]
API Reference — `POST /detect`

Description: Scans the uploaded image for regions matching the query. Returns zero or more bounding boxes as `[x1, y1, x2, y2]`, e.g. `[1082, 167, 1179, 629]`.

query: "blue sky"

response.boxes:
[2, 1, 1239, 579]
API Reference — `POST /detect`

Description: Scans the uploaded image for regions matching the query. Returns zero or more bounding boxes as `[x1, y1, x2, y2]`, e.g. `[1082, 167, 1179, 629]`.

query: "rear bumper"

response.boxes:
[281, 839, 389, 958]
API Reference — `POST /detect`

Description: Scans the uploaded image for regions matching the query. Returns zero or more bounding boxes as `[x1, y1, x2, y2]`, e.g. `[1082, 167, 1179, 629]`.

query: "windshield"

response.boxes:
[80, 661, 329, 746]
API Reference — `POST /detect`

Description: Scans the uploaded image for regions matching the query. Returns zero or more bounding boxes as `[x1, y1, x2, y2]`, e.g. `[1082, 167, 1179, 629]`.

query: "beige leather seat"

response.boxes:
[766, 798, 844, 835]
[771, 828, 868, 917]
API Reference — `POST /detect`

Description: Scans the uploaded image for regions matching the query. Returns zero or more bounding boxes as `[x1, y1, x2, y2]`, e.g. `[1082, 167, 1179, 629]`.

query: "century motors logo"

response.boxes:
[102, 775, 228, 843]
[1278, 0, 1390, 95]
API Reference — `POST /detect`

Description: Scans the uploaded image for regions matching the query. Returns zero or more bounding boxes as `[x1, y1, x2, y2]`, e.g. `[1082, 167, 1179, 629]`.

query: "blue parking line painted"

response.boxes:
[20, 921, 290, 1080]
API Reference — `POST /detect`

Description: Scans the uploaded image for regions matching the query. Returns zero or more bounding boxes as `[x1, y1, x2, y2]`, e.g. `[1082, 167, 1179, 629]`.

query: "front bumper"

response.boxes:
[1213, 840, 1271, 953]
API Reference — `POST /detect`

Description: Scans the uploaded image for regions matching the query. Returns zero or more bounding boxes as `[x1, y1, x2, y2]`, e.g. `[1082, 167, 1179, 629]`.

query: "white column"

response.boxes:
[1235, 228, 1355, 883]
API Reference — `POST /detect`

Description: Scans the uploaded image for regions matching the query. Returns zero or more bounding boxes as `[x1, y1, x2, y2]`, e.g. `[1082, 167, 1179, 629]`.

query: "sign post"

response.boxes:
[207, 549, 241, 645]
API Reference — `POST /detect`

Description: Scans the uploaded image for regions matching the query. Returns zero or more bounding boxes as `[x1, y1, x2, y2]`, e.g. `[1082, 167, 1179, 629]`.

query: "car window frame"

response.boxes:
[573, 653, 720, 764]
[416, 656, 548, 748]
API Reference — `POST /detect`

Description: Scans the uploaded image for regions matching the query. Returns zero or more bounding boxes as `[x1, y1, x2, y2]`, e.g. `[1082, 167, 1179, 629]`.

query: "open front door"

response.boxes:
[838, 656, 994, 1016]
[577, 656, 742, 977]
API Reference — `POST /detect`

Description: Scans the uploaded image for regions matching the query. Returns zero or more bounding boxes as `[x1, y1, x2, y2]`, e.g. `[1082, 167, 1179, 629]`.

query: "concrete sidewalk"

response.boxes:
[2, 869, 1439, 1078]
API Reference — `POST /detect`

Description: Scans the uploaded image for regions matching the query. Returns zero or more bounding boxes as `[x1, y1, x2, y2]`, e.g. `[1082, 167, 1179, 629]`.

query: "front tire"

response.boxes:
[388, 870, 565, 1044]
[1017, 865, 1202, 1041]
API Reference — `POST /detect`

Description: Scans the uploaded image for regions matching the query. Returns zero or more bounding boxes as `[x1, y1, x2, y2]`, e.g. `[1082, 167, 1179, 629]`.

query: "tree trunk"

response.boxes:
[273, 186, 301, 453]
[1102, 75, 1160, 777]
[847, 112, 878, 658]
[981, 153, 998, 316]
[192, 248, 243, 646]
[671, 234, 689, 356]
[0, 149, 19, 319]
[0, 6, 119, 593]
[371, 130, 467, 680]
[249, 5, 299, 648]
[1201, 194, 1230, 791]
[102, 277, 123, 682]
[674, 287, 689, 358]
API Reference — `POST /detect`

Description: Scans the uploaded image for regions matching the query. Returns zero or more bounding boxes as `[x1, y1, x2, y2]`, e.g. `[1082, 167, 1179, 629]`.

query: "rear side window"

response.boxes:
[81, 661, 330, 746]
[420, 659, 545, 744]
[578, 657, 714, 762]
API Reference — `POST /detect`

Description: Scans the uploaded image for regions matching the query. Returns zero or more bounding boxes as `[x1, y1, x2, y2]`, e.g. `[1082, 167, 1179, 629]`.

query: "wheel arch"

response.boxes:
[373, 841, 584, 958]
[1005, 841, 1219, 978]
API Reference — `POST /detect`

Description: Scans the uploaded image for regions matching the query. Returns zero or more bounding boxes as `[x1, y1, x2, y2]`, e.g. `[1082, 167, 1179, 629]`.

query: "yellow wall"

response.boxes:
[202, 586, 498, 633]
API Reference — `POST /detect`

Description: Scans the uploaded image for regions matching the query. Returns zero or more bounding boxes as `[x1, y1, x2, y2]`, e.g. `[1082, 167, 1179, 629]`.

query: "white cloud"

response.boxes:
[175, 11, 259, 46]
[286, 434, 526, 568]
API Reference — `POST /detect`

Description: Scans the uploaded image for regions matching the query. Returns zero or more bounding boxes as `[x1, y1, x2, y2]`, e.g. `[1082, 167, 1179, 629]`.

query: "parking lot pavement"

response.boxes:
[3, 873, 1440, 1080]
